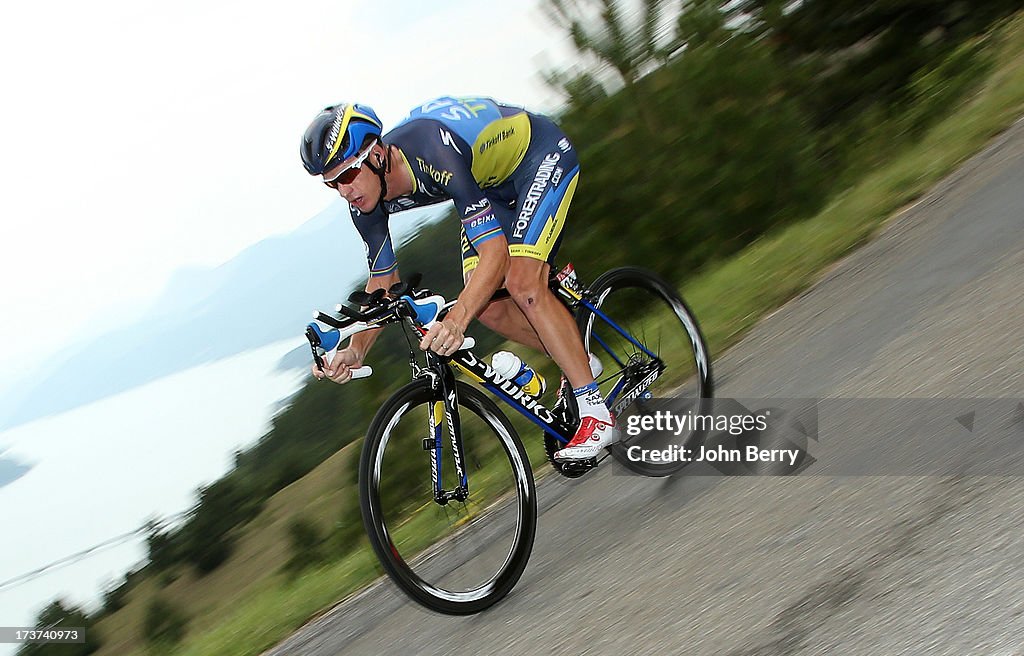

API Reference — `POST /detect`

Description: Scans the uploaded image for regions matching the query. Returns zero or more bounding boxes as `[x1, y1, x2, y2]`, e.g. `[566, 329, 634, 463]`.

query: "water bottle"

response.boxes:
[491, 351, 547, 396]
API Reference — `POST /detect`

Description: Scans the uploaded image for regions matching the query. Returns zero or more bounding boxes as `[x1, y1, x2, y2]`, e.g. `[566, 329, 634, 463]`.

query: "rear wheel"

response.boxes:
[359, 379, 537, 614]
[575, 267, 713, 476]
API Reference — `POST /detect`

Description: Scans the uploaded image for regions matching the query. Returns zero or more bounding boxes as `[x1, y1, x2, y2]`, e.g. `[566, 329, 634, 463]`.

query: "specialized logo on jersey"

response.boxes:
[558, 138, 571, 152]
[479, 126, 515, 154]
[439, 128, 463, 154]
[416, 157, 454, 186]
[514, 153, 561, 238]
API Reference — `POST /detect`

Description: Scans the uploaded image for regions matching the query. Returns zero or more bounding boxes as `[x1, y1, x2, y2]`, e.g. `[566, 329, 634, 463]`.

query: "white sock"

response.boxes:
[573, 382, 611, 422]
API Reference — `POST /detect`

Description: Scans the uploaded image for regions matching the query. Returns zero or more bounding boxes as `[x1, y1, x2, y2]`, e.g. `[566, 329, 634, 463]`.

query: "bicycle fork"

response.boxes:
[424, 363, 469, 505]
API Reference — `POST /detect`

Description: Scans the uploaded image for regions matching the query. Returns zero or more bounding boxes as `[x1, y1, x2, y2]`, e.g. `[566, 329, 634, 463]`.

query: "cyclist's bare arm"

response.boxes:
[420, 236, 509, 356]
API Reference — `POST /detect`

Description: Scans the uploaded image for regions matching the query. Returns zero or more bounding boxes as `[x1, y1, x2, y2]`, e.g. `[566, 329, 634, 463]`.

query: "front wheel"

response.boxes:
[358, 379, 537, 614]
[576, 267, 714, 476]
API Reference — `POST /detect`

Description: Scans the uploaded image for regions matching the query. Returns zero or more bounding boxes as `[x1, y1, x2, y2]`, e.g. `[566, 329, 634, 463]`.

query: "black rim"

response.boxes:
[577, 267, 713, 476]
[359, 380, 537, 614]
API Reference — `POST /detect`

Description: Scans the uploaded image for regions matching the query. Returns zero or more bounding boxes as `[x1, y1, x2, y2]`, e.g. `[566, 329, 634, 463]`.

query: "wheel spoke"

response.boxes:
[574, 268, 713, 477]
[361, 380, 537, 614]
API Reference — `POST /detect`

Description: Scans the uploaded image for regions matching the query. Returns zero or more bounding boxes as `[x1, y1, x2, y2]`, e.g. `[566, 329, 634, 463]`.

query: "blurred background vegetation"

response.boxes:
[24, 1, 1024, 653]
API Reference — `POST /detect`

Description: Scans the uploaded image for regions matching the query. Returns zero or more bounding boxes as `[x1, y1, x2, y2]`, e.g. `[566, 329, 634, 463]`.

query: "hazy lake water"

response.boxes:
[0, 338, 307, 648]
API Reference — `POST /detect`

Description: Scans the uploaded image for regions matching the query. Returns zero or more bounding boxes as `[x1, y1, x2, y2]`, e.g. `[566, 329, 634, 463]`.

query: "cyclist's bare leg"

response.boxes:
[467, 260, 594, 388]
[501, 257, 594, 389]
[465, 268, 547, 354]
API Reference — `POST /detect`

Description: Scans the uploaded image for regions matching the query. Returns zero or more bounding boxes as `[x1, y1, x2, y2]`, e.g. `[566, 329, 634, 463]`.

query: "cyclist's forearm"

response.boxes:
[349, 271, 400, 362]
[450, 240, 509, 331]
[348, 328, 380, 363]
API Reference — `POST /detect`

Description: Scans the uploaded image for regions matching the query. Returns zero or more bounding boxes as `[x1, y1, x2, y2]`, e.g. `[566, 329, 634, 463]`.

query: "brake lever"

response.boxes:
[305, 326, 326, 373]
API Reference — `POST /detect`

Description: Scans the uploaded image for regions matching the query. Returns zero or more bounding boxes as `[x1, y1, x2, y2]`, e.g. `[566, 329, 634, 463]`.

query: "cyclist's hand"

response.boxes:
[313, 348, 363, 384]
[419, 318, 464, 357]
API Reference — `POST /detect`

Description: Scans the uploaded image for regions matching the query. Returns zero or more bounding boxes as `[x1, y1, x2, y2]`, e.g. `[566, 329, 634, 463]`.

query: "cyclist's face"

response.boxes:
[323, 146, 382, 212]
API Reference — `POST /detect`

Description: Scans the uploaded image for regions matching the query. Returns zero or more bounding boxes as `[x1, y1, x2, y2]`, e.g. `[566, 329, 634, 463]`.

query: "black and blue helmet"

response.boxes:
[300, 103, 384, 175]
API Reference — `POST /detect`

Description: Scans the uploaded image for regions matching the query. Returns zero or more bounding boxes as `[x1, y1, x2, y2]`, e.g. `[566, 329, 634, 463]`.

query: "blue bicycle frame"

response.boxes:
[423, 276, 666, 500]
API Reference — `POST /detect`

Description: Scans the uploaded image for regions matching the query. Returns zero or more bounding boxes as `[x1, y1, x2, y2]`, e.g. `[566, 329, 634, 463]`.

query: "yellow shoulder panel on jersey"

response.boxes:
[470, 113, 532, 188]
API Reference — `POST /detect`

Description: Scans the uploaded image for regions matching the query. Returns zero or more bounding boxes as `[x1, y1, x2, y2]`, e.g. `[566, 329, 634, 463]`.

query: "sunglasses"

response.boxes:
[323, 142, 375, 189]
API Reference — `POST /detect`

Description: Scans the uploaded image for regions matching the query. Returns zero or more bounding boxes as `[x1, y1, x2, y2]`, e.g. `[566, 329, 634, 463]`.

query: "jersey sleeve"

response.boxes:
[419, 133, 505, 249]
[350, 205, 398, 277]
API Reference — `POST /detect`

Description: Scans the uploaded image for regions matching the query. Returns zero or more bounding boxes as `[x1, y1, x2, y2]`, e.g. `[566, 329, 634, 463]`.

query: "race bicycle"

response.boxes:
[305, 264, 712, 614]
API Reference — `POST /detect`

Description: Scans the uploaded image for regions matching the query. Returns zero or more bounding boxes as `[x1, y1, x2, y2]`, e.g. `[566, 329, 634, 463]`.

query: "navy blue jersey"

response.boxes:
[352, 96, 579, 277]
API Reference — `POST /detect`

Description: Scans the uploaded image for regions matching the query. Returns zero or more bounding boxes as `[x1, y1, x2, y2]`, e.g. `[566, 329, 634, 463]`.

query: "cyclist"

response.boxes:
[300, 97, 612, 461]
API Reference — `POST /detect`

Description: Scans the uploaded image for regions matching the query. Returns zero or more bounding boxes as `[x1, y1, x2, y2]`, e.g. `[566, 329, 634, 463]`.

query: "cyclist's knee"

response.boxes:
[505, 261, 549, 312]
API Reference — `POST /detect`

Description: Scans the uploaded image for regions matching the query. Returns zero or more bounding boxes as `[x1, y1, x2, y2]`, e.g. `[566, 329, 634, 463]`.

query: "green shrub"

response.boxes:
[905, 38, 995, 135]
[282, 517, 328, 577]
[142, 598, 187, 647]
[17, 600, 101, 655]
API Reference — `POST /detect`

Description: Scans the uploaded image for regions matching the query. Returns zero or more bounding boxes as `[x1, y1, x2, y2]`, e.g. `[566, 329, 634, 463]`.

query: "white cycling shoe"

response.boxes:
[554, 415, 618, 461]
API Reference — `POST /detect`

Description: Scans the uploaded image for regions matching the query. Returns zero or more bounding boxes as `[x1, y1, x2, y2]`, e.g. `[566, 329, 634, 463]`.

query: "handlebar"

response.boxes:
[305, 275, 475, 381]
[349, 365, 374, 380]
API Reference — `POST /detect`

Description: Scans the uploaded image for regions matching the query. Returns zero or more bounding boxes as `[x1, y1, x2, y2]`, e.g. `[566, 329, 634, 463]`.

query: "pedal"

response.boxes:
[557, 457, 598, 476]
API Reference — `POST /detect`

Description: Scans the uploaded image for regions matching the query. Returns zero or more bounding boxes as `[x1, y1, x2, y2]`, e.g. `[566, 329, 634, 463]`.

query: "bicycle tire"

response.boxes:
[575, 266, 714, 476]
[358, 378, 537, 614]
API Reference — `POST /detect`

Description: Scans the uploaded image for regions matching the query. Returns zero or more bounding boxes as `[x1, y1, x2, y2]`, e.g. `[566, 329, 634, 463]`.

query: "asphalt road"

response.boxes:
[266, 119, 1024, 656]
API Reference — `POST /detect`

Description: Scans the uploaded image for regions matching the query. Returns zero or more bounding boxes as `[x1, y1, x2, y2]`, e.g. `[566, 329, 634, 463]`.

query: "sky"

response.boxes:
[0, 0, 576, 394]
